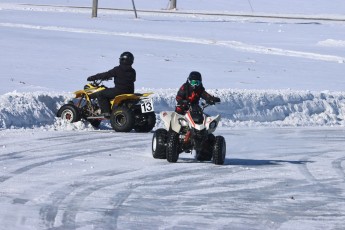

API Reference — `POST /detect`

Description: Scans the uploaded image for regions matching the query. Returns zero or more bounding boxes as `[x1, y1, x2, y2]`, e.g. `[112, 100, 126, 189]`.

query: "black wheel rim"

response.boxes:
[115, 114, 127, 127]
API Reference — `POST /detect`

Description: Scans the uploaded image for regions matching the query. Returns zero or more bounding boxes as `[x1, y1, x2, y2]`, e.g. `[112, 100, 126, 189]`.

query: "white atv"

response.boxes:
[152, 102, 226, 165]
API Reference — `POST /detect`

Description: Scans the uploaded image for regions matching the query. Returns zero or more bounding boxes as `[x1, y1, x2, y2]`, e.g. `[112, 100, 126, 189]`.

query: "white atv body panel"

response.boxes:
[204, 114, 221, 133]
[159, 111, 221, 134]
[160, 111, 175, 130]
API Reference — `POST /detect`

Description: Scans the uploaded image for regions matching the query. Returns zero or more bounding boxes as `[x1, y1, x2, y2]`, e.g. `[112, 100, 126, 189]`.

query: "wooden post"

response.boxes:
[169, 0, 177, 10]
[131, 0, 138, 18]
[92, 0, 98, 18]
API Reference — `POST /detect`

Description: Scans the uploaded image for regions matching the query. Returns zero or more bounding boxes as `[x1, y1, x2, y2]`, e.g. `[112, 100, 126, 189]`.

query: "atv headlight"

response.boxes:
[178, 118, 188, 126]
[209, 120, 217, 129]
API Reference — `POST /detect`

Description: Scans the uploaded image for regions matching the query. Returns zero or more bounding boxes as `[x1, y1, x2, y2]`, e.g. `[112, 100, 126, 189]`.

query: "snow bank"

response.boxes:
[0, 91, 67, 128]
[1, 89, 345, 129]
[153, 89, 345, 127]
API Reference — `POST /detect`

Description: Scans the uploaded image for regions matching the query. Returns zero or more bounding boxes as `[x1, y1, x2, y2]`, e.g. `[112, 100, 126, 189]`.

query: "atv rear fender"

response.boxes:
[110, 93, 153, 107]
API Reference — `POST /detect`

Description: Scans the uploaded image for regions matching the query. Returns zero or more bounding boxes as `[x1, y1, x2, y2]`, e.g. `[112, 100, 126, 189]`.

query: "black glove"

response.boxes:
[213, 96, 221, 103]
[206, 96, 220, 105]
[87, 76, 95, 81]
[179, 100, 189, 110]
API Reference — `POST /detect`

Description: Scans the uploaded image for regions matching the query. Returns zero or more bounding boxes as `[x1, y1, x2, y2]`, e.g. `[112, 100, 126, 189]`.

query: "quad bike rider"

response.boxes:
[57, 52, 156, 132]
[151, 71, 226, 165]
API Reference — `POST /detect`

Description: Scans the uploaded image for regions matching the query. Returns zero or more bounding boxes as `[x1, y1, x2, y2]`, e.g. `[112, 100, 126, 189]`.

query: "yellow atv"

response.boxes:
[57, 80, 156, 132]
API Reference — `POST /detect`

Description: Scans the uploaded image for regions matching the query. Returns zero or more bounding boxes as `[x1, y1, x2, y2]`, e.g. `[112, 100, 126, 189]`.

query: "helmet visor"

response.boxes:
[119, 55, 133, 65]
[189, 79, 201, 87]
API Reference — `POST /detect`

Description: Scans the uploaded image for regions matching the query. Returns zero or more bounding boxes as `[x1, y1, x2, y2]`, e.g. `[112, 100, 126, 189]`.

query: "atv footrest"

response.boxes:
[86, 116, 108, 120]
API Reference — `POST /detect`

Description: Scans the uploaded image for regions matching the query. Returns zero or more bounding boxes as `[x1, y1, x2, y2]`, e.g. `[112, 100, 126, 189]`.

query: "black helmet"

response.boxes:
[119, 51, 134, 65]
[188, 71, 202, 89]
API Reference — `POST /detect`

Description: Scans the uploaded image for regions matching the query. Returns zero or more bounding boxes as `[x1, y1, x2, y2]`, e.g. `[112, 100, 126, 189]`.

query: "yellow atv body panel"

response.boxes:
[110, 93, 154, 106]
[74, 85, 106, 99]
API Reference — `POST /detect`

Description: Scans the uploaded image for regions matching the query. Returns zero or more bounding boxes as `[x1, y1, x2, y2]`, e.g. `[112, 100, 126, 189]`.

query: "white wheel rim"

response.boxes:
[152, 136, 157, 152]
[61, 109, 74, 123]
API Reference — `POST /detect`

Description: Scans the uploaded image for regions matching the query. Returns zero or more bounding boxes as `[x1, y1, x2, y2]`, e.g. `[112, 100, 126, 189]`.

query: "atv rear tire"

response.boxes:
[110, 107, 135, 132]
[135, 112, 156, 132]
[57, 104, 81, 123]
[166, 131, 180, 163]
[212, 136, 226, 165]
[152, 128, 167, 159]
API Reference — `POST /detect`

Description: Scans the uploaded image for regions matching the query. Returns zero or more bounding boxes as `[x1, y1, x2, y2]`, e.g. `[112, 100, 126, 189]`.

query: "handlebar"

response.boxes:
[183, 100, 219, 112]
[200, 102, 219, 111]
[88, 79, 105, 87]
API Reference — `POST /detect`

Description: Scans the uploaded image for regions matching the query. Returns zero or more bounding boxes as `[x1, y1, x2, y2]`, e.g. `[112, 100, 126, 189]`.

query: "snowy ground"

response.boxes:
[1, 0, 345, 229]
[1, 127, 345, 229]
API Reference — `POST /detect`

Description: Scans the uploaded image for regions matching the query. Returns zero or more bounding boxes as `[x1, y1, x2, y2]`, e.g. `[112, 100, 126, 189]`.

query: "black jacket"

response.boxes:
[89, 64, 136, 93]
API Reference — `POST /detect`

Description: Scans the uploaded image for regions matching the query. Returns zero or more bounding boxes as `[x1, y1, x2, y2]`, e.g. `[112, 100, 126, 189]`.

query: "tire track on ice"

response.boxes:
[297, 149, 345, 189]
[0, 132, 98, 161]
[289, 149, 345, 226]
[38, 169, 135, 230]
[0, 134, 147, 184]
[1, 133, 150, 229]
[331, 156, 345, 182]
[39, 164, 248, 229]
[0, 132, 91, 162]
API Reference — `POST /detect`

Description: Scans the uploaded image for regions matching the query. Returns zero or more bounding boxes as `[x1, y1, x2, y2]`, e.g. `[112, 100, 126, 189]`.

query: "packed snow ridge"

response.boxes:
[1, 89, 345, 130]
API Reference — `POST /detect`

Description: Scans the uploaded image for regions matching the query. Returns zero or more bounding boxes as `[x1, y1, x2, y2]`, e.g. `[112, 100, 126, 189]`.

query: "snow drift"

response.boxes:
[1, 89, 345, 129]
[0, 91, 67, 128]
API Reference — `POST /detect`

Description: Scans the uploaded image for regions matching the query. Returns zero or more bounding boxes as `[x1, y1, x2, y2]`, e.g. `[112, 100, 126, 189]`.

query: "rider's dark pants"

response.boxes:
[96, 88, 123, 114]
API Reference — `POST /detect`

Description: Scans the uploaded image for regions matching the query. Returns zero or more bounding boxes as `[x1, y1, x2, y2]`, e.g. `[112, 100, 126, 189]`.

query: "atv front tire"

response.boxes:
[212, 136, 226, 165]
[57, 104, 81, 123]
[196, 149, 213, 161]
[166, 131, 180, 163]
[110, 107, 135, 132]
[195, 134, 214, 161]
[152, 128, 167, 159]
